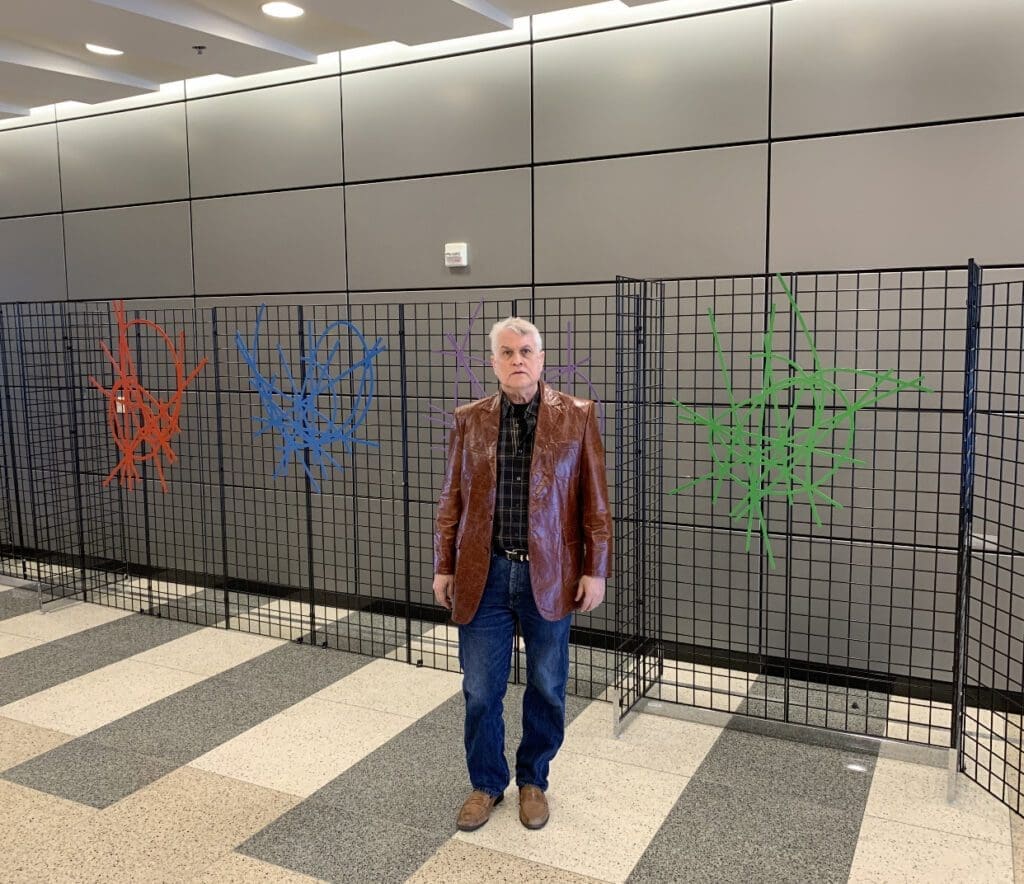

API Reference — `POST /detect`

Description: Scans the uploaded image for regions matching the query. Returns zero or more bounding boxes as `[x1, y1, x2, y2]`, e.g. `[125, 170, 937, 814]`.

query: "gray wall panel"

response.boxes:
[0, 125, 61, 218]
[346, 169, 531, 290]
[187, 77, 344, 197]
[774, 0, 1024, 137]
[770, 118, 1024, 271]
[58, 104, 189, 211]
[192, 187, 346, 295]
[64, 202, 193, 300]
[0, 215, 67, 302]
[534, 6, 769, 162]
[535, 145, 767, 282]
[343, 46, 530, 181]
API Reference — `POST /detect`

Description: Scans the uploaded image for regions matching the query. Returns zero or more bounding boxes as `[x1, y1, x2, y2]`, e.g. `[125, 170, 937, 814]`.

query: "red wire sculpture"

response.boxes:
[89, 301, 208, 492]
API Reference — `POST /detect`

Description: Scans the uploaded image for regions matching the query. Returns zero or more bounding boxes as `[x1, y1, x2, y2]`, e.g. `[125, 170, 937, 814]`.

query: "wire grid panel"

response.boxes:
[612, 278, 665, 719]
[0, 306, 22, 579]
[659, 269, 966, 744]
[397, 296, 520, 672]
[67, 302, 128, 598]
[961, 277, 1024, 814]
[83, 302, 228, 626]
[534, 290, 631, 700]
[311, 301, 414, 658]
[0, 302, 123, 600]
[0, 279, 997, 754]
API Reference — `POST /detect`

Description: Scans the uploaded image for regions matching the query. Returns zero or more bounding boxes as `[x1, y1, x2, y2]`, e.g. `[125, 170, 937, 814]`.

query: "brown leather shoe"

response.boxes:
[456, 789, 504, 831]
[518, 785, 549, 829]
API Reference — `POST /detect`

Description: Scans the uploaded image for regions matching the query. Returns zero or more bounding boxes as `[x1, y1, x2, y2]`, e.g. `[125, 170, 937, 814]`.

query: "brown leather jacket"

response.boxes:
[434, 382, 612, 624]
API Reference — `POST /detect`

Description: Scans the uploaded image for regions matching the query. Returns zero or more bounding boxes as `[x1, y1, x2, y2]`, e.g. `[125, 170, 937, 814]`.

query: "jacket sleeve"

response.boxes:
[580, 402, 613, 578]
[433, 411, 464, 575]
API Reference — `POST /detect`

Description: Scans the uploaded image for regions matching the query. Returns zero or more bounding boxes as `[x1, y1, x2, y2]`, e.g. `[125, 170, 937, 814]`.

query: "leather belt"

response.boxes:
[497, 548, 529, 563]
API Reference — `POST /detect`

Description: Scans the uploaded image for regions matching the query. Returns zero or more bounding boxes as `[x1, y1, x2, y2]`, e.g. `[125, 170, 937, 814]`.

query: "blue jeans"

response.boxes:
[458, 554, 572, 797]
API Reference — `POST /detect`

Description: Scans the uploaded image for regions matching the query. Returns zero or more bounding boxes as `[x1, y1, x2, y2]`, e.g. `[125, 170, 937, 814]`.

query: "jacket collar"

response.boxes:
[486, 380, 561, 412]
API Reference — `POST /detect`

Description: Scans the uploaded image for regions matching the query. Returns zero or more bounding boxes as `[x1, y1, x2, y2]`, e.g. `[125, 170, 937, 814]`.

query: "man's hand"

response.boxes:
[574, 575, 606, 613]
[433, 574, 454, 610]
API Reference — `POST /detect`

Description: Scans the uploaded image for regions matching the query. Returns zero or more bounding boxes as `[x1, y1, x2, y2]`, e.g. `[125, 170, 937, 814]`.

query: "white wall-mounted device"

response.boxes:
[444, 242, 469, 268]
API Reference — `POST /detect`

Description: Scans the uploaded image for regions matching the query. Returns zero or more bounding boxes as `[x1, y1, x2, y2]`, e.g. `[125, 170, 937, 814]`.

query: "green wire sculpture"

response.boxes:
[671, 272, 932, 568]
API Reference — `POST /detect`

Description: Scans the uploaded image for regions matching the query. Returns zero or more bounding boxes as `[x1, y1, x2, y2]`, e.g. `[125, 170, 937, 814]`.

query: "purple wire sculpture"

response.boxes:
[428, 303, 605, 449]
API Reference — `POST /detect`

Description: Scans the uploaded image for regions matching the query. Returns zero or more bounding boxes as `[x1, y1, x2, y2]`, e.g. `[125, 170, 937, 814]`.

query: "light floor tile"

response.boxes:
[663, 659, 760, 694]
[967, 708, 1024, 743]
[0, 779, 100, 881]
[189, 695, 417, 797]
[0, 715, 73, 772]
[126, 578, 213, 598]
[11, 767, 299, 884]
[1011, 813, 1024, 884]
[132, 626, 284, 676]
[387, 623, 460, 669]
[648, 679, 745, 712]
[221, 600, 346, 642]
[563, 700, 721, 777]
[455, 747, 687, 882]
[886, 696, 952, 745]
[641, 660, 754, 713]
[0, 632, 43, 659]
[849, 815, 1013, 884]
[0, 658, 204, 736]
[962, 738, 1024, 808]
[409, 840, 607, 884]
[314, 656, 461, 718]
[865, 757, 1011, 845]
[0, 600, 132, 642]
[194, 852, 328, 883]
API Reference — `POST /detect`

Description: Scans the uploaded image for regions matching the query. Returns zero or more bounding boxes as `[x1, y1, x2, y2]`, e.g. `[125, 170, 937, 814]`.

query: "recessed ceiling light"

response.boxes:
[261, 2, 304, 18]
[86, 43, 124, 56]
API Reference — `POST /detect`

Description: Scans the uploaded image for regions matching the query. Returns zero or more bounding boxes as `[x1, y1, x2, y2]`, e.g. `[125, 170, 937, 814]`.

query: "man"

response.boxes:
[433, 316, 612, 832]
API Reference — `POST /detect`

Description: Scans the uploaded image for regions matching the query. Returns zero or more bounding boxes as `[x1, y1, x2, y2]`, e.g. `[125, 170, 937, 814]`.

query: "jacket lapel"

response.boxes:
[534, 381, 562, 445]
[481, 392, 501, 485]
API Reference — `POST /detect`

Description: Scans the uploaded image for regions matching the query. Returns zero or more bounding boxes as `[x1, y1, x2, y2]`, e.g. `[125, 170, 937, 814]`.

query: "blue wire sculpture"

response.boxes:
[235, 306, 386, 492]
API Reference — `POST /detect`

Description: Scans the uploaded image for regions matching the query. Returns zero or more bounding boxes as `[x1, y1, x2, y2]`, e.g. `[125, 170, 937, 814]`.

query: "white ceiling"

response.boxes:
[0, 0, 662, 119]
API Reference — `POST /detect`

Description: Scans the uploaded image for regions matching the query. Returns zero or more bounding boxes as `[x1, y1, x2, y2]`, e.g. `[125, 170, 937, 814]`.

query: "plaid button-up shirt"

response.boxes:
[492, 390, 540, 553]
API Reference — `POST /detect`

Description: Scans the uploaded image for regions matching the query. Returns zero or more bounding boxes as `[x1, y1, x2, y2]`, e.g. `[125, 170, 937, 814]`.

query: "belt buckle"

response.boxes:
[506, 548, 529, 563]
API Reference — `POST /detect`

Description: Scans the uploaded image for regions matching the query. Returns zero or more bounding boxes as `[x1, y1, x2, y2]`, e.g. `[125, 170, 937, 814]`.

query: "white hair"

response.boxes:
[489, 317, 543, 355]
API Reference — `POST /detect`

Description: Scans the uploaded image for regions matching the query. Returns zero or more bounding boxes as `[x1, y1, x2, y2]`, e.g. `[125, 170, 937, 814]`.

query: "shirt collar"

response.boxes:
[500, 388, 541, 421]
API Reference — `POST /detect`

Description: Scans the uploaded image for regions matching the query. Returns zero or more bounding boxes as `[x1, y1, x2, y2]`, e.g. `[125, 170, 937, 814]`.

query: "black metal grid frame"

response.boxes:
[0, 302, 126, 601]
[0, 263, 1018, 783]
[956, 262, 1024, 815]
[613, 276, 666, 723]
[654, 267, 968, 745]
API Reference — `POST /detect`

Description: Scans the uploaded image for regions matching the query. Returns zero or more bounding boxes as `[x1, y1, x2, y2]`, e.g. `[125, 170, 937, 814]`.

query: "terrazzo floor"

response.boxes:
[0, 579, 1021, 883]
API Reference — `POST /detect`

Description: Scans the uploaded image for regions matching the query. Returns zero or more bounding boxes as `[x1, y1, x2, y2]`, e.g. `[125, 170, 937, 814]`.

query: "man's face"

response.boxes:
[491, 329, 544, 400]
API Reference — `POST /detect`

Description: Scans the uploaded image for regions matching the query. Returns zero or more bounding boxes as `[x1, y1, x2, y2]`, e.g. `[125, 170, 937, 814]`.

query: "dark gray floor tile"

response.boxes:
[628, 781, 863, 884]
[320, 610, 432, 657]
[241, 801, 448, 884]
[0, 615, 198, 706]
[309, 686, 589, 829]
[626, 727, 877, 884]
[86, 643, 370, 764]
[3, 739, 177, 808]
[698, 728, 877, 805]
[148, 587, 262, 628]
[3, 643, 371, 808]
[742, 675, 889, 737]
[0, 591, 40, 621]
[241, 685, 589, 880]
